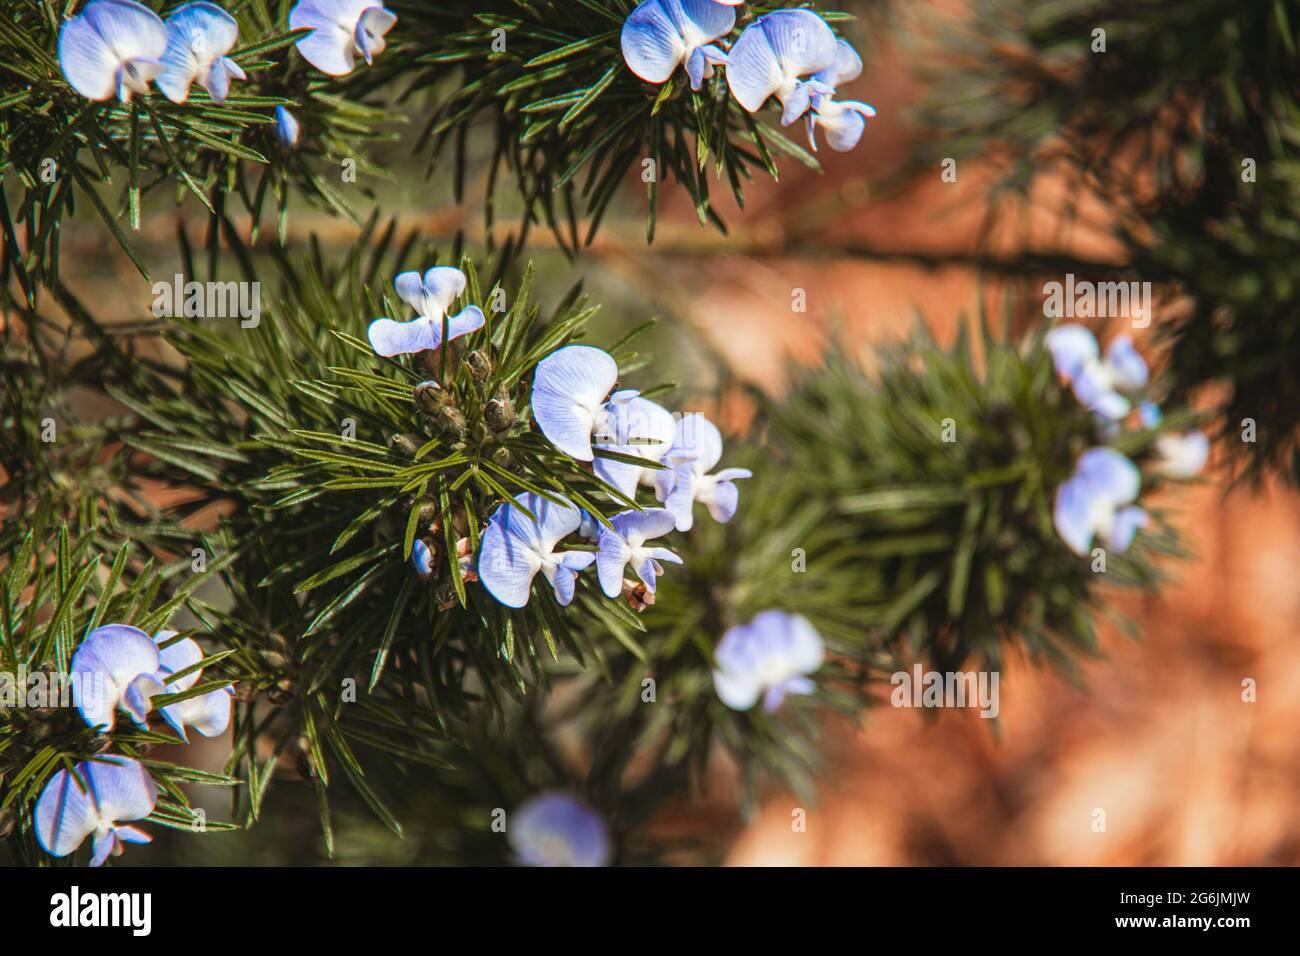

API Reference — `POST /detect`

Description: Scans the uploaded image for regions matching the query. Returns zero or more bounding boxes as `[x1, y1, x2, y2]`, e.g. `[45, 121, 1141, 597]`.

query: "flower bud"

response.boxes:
[465, 349, 494, 382]
[485, 392, 516, 434]
[267, 677, 295, 706]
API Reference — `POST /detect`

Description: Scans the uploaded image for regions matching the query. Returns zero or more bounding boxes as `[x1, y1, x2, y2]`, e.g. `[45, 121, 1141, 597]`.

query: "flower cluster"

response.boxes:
[33, 624, 232, 865]
[712, 610, 825, 713]
[365, 265, 832, 717]
[57, 0, 244, 103]
[1047, 324, 1209, 557]
[621, 3, 876, 152]
[56, 0, 395, 104]
[488, 342, 750, 609]
[508, 793, 611, 867]
[362, 267, 751, 609]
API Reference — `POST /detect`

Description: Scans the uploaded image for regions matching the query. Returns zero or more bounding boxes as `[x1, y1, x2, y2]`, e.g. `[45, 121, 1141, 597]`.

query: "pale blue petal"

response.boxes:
[60, 0, 168, 101]
[410, 538, 433, 575]
[173, 686, 233, 737]
[670, 413, 721, 470]
[1071, 363, 1130, 420]
[622, 0, 684, 84]
[511, 794, 611, 867]
[1076, 447, 1140, 504]
[1104, 334, 1149, 391]
[725, 18, 783, 110]
[367, 316, 441, 356]
[157, 2, 239, 103]
[548, 565, 578, 605]
[750, 610, 824, 672]
[1045, 324, 1099, 381]
[445, 305, 485, 343]
[1156, 431, 1210, 478]
[761, 683, 789, 712]
[559, 551, 596, 572]
[781, 81, 812, 125]
[421, 266, 466, 313]
[685, 45, 708, 89]
[676, 0, 737, 41]
[83, 756, 158, 827]
[477, 514, 541, 608]
[595, 532, 631, 597]
[531, 346, 618, 460]
[812, 38, 862, 88]
[290, 0, 370, 75]
[356, 5, 396, 63]
[664, 470, 698, 531]
[90, 831, 117, 867]
[1105, 506, 1148, 552]
[611, 507, 677, 541]
[632, 557, 659, 592]
[114, 825, 153, 845]
[34, 768, 98, 858]
[1138, 401, 1163, 429]
[499, 493, 582, 552]
[155, 630, 203, 692]
[71, 624, 160, 732]
[701, 478, 739, 523]
[593, 456, 643, 500]
[276, 105, 301, 148]
[819, 104, 867, 151]
[1053, 475, 1096, 556]
[59, 13, 122, 101]
[121, 673, 165, 728]
[393, 270, 426, 312]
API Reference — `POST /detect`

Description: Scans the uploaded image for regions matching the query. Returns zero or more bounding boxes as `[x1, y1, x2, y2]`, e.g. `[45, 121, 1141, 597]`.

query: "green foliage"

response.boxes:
[0, 0, 394, 297]
[770, 313, 1186, 674]
[0, 524, 239, 866]
[105, 228, 688, 842]
[916, 0, 1300, 483]
[348, 1, 850, 250]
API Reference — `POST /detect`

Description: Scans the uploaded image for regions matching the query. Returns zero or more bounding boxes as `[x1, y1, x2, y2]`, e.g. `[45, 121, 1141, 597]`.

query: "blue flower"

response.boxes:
[1053, 447, 1148, 556]
[712, 610, 824, 712]
[34, 756, 158, 867]
[70, 623, 231, 739]
[509, 793, 611, 867]
[621, 0, 737, 91]
[1154, 430, 1210, 478]
[70, 624, 166, 732]
[477, 493, 596, 608]
[726, 10, 839, 125]
[529, 346, 675, 496]
[655, 413, 752, 531]
[152, 629, 233, 741]
[289, 0, 396, 76]
[1046, 324, 1149, 421]
[1137, 401, 1163, 429]
[595, 508, 681, 597]
[155, 2, 245, 104]
[367, 266, 485, 357]
[804, 39, 876, 152]
[276, 105, 301, 149]
[57, 0, 169, 103]
[529, 345, 619, 460]
[410, 538, 433, 576]
[592, 394, 676, 500]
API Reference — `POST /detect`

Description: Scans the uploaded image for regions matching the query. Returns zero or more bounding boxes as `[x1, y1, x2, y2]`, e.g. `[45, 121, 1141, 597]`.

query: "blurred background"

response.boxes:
[11, 0, 1300, 865]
